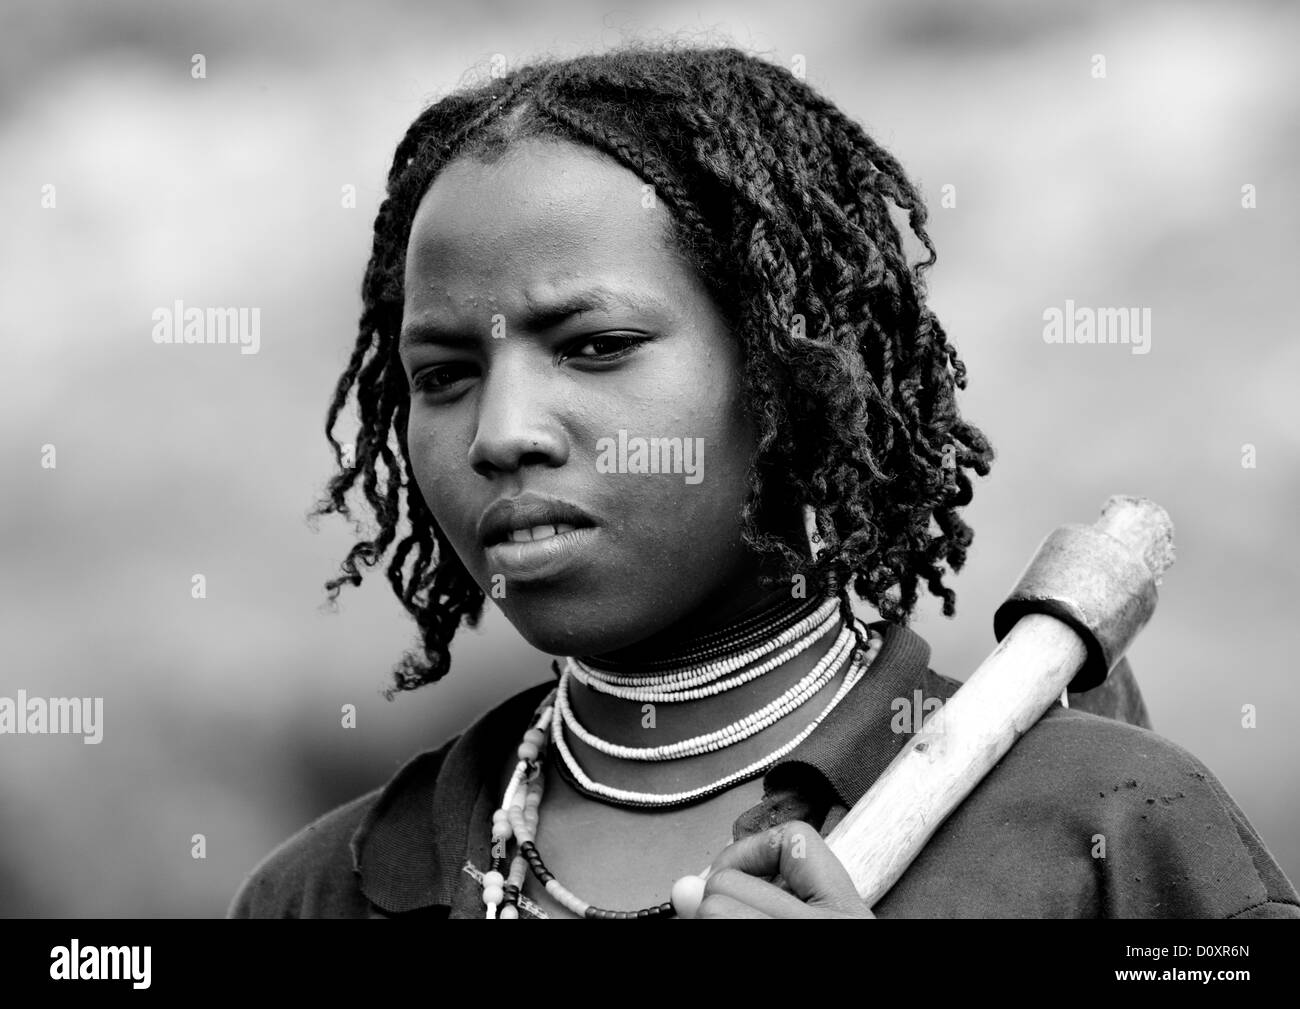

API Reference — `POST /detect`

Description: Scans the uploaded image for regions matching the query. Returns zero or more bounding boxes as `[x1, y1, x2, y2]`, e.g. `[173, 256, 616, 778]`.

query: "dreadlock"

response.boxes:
[312, 43, 995, 697]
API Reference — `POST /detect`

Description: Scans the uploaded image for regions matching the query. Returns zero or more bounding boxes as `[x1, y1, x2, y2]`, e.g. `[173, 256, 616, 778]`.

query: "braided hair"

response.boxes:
[313, 44, 995, 697]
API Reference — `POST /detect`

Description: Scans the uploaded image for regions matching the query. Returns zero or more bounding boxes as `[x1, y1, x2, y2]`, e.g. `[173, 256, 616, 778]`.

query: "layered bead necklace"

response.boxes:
[479, 595, 884, 919]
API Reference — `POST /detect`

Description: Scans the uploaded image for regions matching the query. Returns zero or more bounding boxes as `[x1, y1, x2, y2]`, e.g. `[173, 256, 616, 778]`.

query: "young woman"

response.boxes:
[229, 45, 1298, 919]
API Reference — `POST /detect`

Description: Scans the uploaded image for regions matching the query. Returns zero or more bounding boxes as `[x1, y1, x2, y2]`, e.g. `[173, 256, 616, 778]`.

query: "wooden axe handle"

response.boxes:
[825, 612, 1086, 906]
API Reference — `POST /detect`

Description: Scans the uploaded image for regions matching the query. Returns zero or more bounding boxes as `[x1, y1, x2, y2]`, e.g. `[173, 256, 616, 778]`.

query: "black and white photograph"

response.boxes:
[2, 0, 1297, 988]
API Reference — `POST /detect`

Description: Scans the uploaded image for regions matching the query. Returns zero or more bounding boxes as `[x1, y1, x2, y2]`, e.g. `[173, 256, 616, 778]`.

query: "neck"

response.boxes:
[586, 584, 798, 669]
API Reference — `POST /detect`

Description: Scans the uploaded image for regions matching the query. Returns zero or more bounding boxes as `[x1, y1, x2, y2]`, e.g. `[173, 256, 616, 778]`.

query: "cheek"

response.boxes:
[692, 349, 756, 483]
[629, 358, 755, 538]
[406, 410, 472, 542]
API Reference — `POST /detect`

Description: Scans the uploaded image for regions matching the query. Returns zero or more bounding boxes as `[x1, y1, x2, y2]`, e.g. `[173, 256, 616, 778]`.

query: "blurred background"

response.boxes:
[2, 0, 1297, 916]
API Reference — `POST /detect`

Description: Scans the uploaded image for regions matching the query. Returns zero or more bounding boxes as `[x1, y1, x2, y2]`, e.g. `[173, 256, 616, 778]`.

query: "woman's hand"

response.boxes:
[681, 820, 876, 919]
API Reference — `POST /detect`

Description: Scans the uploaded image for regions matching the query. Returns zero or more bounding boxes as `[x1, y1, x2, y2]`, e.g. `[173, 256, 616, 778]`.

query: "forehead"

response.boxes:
[403, 138, 682, 318]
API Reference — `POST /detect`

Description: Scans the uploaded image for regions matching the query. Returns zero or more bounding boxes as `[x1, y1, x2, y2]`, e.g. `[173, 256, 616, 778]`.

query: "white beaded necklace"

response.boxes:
[572, 596, 842, 692]
[557, 624, 857, 760]
[549, 622, 883, 807]
[564, 600, 841, 704]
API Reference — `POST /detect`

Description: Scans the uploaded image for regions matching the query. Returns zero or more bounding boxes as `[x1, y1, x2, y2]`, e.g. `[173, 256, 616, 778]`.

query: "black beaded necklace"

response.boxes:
[580, 592, 824, 673]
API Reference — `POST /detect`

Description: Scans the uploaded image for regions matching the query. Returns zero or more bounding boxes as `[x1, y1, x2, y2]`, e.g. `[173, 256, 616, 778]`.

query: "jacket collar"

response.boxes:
[350, 618, 939, 915]
[775, 616, 939, 810]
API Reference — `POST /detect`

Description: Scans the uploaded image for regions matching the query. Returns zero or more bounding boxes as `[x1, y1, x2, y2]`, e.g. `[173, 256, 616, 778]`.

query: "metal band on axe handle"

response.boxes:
[673, 495, 1176, 916]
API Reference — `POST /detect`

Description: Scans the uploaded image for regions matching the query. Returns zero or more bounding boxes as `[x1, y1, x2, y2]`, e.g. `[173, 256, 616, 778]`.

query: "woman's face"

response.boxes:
[400, 137, 772, 657]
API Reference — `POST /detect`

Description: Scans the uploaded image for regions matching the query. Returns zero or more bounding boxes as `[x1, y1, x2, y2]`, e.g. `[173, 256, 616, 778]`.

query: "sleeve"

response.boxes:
[225, 788, 384, 919]
[1093, 736, 1300, 919]
[225, 733, 465, 919]
[1197, 763, 1300, 919]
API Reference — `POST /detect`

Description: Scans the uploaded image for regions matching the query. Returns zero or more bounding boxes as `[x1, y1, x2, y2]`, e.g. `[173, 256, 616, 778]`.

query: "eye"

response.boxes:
[563, 333, 650, 363]
[410, 362, 477, 395]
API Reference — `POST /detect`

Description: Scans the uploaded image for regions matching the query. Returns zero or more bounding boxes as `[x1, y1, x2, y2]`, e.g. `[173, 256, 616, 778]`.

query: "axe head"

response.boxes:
[992, 495, 1175, 693]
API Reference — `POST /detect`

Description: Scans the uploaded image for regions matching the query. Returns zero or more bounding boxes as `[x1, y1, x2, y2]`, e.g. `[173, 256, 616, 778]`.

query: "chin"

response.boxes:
[491, 586, 656, 658]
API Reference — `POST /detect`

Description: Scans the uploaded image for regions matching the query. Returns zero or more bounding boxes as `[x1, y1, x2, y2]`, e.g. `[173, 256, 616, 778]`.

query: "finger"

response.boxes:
[703, 866, 825, 918]
[692, 892, 772, 919]
[707, 821, 864, 910]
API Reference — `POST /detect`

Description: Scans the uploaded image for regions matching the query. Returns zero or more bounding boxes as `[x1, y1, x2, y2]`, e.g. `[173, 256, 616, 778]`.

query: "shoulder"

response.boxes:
[226, 739, 459, 919]
[953, 702, 1299, 917]
[1006, 702, 1260, 841]
[884, 678, 1300, 916]
[226, 676, 557, 919]
[922, 666, 1237, 800]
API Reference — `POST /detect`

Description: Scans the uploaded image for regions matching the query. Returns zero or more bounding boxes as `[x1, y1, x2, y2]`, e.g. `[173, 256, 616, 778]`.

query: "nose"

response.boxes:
[467, 346, 568, 477]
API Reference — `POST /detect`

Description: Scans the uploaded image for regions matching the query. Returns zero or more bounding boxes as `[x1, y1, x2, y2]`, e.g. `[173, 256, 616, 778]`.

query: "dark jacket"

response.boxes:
[228, 620, 1300, 918]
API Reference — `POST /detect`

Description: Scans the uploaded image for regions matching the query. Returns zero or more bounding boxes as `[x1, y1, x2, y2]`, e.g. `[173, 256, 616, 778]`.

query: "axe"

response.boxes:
[674, 494, 1175, 914]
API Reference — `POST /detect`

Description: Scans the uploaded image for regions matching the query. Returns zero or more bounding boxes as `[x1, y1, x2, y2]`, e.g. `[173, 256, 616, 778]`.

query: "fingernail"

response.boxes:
[700, 864, 713, 880]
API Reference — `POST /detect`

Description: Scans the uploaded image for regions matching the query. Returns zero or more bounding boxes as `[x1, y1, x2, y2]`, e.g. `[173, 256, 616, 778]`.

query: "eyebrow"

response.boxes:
[398, 286, 671, 349]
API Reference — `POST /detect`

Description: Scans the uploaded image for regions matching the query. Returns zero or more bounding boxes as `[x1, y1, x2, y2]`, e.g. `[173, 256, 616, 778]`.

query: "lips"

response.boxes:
[477, 493, 601, 583]
[485, 526, 599, 581]
[477, 493, 598, 548]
